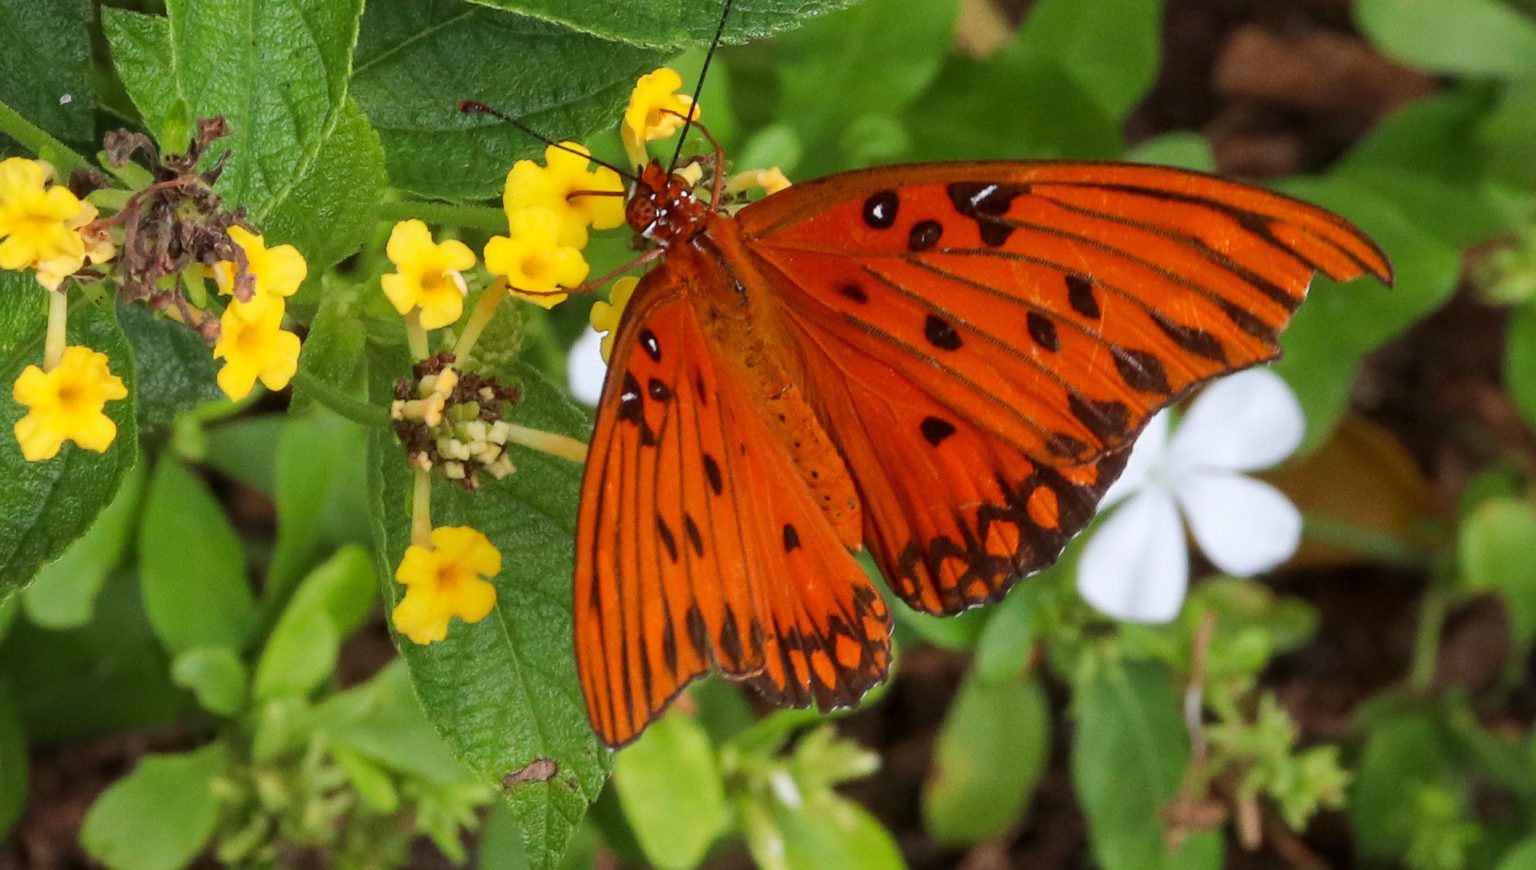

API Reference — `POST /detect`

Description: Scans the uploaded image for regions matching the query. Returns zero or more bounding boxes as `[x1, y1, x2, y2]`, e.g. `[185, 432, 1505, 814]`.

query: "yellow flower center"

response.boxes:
[521, 250, 551, 280]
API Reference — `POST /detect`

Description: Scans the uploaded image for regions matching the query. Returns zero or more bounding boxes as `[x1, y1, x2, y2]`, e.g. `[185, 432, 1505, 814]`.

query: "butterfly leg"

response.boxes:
[551, 247, 667, 299]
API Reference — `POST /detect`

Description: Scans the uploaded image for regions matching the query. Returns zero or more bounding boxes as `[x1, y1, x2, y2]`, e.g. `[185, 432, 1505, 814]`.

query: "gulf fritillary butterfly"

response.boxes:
[572, 74, 1393, 751]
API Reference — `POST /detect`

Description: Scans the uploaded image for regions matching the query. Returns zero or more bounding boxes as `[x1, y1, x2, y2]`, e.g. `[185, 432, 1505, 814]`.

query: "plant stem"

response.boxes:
[405, 311, 429, 360]
[505, 424, 588, 463]
[289, 370, 389, 427]
[453, 280, 508, 362]
[411, 468, 433, 546]
[1409, 587, 1449, 694]
[0, 98, 90, 176]
[376, 200, 508, 234]
[1301, 514, 1431, 569]
[43, 290, 68, 371]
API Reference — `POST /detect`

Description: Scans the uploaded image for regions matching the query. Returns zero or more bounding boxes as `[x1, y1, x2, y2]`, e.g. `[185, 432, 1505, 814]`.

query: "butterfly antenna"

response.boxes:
[459, 100, 637, 182]
[668, 0, 734, 172]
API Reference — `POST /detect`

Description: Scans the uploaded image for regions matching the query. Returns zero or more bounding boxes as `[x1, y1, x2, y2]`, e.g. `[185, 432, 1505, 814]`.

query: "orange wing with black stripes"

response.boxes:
[574, 267, 891, 748]
[736, 161, 1392, 614]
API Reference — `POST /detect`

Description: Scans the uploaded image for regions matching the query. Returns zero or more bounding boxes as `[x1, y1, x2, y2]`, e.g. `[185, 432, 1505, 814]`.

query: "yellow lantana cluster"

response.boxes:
[211, 227, 305, 401]
[1, 157, 126, 461]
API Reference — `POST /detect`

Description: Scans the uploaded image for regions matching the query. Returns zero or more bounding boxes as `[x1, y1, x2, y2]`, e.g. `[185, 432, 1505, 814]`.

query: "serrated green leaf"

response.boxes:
[467, 0, 859, 49]
[81, 744, 226, 870]
[1356, 0, 1536, 79]
[613, 712, 728, 869]
[369, 351, 607, 869]
[100, 8, 178, 140]
[0, 280, 138, 599]
[171, 646, 248, 716]
[116, 302, 224, 433]
[22, 459, 145, 629]
[1072, 660, 1222, 870]
[1015, 0, 1162, 120]
[923, 671, 1048, 845]
[0, 682, 25, 837]
[138, 458, 256, 654]
[0, 0, 95, 150]
[352, 1, 659, 200]
[165, 0, 365, 222]
[261, 98, 387, 273]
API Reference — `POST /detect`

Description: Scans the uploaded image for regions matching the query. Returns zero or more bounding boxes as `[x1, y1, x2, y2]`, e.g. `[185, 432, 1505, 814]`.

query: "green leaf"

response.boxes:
[749, 792, 905, 870]
[81, 744, 226, 870]
[613, 712, 728, 869]
[171, 646, 248, 716]
[0, 681, 25, 837]
[1015, 0, 1163, 120]
[1497, 836, 1536, 869]
[466, 0, 859, 49]
[116, 302, 223, 433]
[1459, 497, 1536, 658]
[301, 660, 473, 785]
[164, 0, 364, 220]
[1350, 711, 1462, 861]
[22, 458, 144, 629]
[1, 570, 188, 744]
[1507, 303, 1536, 432]
[972, 583, 1037, 683]
[266, 414, 362, 608]
[1356, 0, 1536, 79]
[923, 671, 1049, 844]
[291, 280, 367, 416]
[260, 98, 387, 272]
[1126, 132, 1216, 172]
[254, 546, 376, 701]
[0, 283, 138, 599]
[770, 0, 958, 174]
[138, 458, 256, 654]
[352, 1, 659, 200]
[1072, 660, 1222, 870]
[333, 744, 401, 812]
[369, 354, 608, 868]
[100, 9, 178, 141]
[0, 0, 95, 149]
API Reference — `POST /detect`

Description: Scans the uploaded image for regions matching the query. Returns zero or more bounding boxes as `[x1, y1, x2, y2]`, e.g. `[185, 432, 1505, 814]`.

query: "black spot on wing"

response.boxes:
[920, 416, 957, 446]
[1068, 395, 1131, 441]
[839, 282, 869, 303]
[639, 329, 662, 362]
[1066, 275, 1101, 319]
[909, 220, 943, 252]
[702, 454, 723, 495]
[924, 314, 962, 350]
[863, 190, 899, 229]
[782, 523, 801, 552]
[1112, 348, 1171, 394]
[1026, 312, 1059, 351]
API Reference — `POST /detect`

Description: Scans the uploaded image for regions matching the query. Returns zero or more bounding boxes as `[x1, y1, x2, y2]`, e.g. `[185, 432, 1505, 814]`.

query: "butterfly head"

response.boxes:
[627, 159, 708, 248]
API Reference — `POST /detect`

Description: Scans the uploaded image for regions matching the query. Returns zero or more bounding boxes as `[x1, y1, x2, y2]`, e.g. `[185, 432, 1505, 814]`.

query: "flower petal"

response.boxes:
[1175, 472, 1301, 577]
[568, 328, 607, 406]
[1167, 368, 1303, 474]
[1100, 409, 1170, 509]
[1077, 490, 1189, 624]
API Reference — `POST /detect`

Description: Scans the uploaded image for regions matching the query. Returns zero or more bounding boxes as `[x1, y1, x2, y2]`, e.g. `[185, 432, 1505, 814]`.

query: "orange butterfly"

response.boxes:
[572, 114, 1393, 748]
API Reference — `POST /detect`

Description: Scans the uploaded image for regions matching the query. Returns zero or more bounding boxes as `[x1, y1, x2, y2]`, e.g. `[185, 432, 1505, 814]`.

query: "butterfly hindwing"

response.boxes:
[735, 161, 1391, 613]
[575, 268, 891, 747]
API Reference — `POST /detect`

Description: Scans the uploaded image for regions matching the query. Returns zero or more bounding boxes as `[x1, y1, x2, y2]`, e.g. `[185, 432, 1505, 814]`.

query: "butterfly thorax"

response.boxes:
[627, 161, 708, 247]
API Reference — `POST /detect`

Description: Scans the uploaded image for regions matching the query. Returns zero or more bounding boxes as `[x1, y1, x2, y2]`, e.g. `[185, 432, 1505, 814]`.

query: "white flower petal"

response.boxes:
[1077, 490, 1189, 624]
[1175, 472, 1302, 576]
[1167, 368, 1304, 474]
[1100, 410, 1171, 510]
[567, 329, 607, 406]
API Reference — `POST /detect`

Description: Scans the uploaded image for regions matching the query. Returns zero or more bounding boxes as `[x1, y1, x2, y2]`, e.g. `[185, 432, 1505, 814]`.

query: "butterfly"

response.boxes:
[564, 53, 1395, 746]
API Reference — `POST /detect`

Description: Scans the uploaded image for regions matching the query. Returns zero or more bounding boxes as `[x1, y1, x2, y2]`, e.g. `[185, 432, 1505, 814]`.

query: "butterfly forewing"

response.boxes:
[734, 161, 1391, 615]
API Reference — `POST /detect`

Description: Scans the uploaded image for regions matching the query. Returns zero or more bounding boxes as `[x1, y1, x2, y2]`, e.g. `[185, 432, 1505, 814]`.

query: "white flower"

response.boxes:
[1077, 368, 1306, 624]
[567, 328, 607, 406]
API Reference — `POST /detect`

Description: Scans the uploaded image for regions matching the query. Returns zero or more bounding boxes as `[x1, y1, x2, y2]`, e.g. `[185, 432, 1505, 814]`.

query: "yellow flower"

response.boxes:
[483, 207, 589, 310]
[213, 299, 301, 401]
[34, 201, 114, 291]
[391, 526, 501, 645]
[0, 158, 87, 286]
[623, 67, 699, 166]
[12, 345, 128, 462]
[503, 142, 625, 248]
[213, 226, 308, 321]
[726, 167, 793, 197]
[589, 276, 639, 362]
[381, 220, 476, 330]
